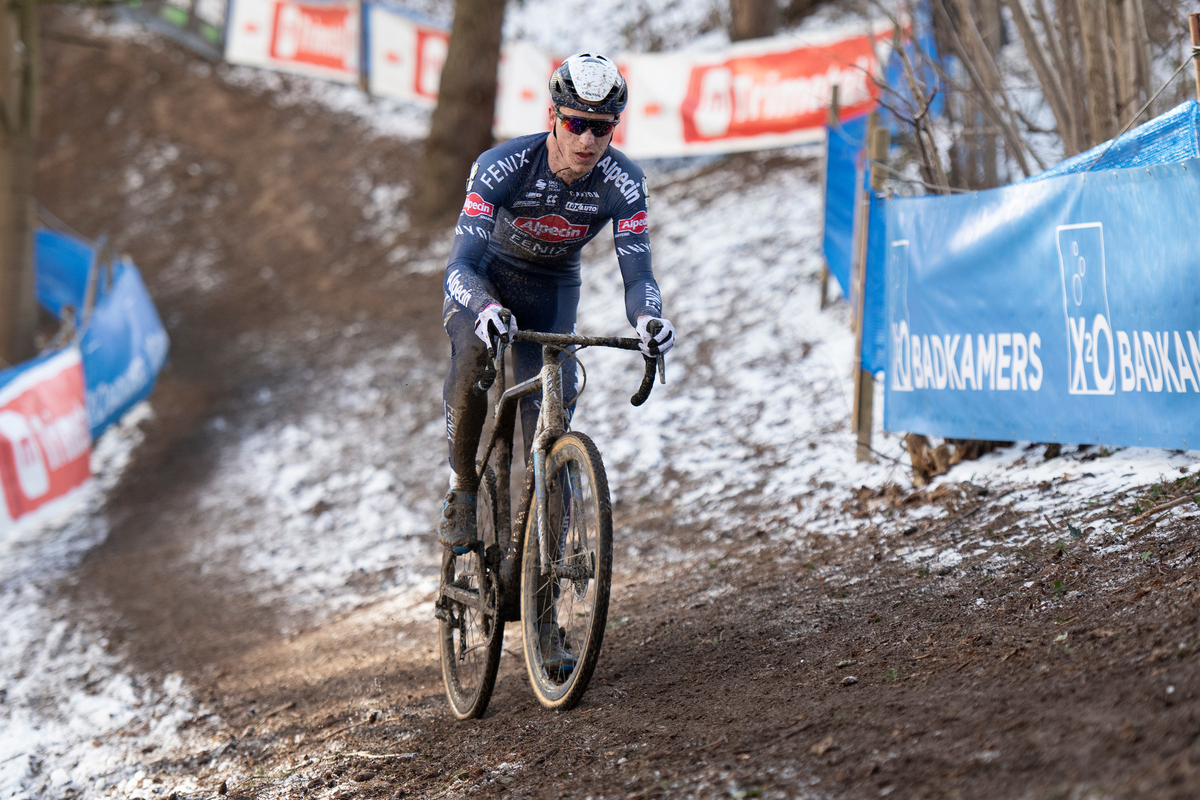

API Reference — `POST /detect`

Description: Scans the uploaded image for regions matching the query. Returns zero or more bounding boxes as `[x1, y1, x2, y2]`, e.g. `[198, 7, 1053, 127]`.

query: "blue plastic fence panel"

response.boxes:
[884, 156, 1200, 449]
[822, 113, 868, 299]
[33, 228, 169, 439]
[35, 228, 96, 317]
[81, 260, 170, 439]
[1025, 99, 1200, 183]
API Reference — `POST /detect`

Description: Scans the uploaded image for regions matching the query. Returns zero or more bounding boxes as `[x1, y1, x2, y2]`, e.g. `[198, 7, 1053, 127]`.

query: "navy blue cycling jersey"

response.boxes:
[444, 132, 662, 327]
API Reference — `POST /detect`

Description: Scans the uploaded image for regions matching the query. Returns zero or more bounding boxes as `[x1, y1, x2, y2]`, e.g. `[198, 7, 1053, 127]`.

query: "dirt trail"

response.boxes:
[37, 14, 1200, 800]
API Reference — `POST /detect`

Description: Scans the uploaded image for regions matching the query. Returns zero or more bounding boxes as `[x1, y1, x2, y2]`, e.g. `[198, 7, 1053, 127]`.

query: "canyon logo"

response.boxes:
[680, 36, 878, 142]
[270, 1, 357, 72]
[617, 211, 649, 235]
[512, 214, 587, 243]
[462, 193, 494, 218]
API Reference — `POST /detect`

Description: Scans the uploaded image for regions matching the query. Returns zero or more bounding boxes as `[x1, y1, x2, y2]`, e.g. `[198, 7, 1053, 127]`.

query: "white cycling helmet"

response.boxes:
[549, 53, 628, 116]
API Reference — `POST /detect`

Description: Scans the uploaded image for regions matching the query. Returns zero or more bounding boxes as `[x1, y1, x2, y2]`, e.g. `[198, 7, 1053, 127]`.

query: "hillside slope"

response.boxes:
[4, 8, 1200, 800]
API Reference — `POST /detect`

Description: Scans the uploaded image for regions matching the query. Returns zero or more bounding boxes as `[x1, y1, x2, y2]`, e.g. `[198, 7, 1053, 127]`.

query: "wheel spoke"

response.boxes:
[521, 433, 612, 710]
[439, 467, 504, 720]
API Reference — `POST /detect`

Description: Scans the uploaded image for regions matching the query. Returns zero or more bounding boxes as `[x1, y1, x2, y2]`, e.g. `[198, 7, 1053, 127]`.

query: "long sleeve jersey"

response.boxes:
[444, 132, 662, 327]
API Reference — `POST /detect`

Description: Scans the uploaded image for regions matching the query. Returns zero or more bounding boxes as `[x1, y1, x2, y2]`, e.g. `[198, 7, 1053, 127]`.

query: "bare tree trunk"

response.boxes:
[1004, 0, 1077, 153]
[0, 0, 38, 366]
[1129, 0, 1153, 117]
[414, 0, 508, 226]
[936, 0, 1033, 180]
[1078, 0, 1116, 143]
[729, 0, 778, 42]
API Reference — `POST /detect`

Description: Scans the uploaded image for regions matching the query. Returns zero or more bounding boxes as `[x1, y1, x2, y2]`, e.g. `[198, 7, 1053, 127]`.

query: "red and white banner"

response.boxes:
[0, 347, 92, 533]
[368, 13, 890, 158]
[236, 2, 892, 159]
[619, 23, 889, 157]
[227, 0, 360, 83]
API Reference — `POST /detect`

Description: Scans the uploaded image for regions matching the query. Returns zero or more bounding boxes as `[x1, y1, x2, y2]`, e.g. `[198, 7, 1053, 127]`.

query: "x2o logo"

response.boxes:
[1057, 223, 1116, 395]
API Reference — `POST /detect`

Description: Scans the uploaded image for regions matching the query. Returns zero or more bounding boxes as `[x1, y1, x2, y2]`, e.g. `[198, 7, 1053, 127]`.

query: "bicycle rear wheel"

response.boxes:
[438, 467, 504, 719]
[520, 433, 613, 710]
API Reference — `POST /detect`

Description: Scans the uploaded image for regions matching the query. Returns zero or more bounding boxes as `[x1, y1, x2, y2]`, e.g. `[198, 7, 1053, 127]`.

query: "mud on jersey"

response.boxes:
[445, 132, 662, 327]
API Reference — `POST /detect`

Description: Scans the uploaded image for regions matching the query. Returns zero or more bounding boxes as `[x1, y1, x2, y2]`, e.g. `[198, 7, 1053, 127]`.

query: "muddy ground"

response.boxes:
[34, 14, 1200, 800]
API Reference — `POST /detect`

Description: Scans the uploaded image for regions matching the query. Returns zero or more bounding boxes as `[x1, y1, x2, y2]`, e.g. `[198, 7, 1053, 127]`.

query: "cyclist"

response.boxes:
[437, 53, 675, 667]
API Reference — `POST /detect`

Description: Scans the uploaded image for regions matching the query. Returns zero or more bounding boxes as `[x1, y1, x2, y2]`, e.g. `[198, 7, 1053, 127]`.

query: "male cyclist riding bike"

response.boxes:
[437, 54, 675, 666]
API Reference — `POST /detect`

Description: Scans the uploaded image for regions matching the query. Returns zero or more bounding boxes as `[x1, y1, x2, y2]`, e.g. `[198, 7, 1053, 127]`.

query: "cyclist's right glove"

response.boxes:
[474, 303, 518, 348]
[635, 316, 675, 357]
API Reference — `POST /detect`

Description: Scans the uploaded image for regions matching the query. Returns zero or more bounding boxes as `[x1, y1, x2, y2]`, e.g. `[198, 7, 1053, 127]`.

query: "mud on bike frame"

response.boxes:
[473, 323, 663, 608]
[435, 314, 664, 717]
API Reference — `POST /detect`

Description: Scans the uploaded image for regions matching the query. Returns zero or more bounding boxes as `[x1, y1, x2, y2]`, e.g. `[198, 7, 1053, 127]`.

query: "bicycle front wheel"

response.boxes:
[520, 433, 613, 710]
[439, 467, 504, 719]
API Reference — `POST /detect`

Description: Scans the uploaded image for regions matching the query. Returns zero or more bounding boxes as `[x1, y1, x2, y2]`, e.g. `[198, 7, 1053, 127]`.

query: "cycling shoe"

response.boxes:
[437, 490, 478, 553]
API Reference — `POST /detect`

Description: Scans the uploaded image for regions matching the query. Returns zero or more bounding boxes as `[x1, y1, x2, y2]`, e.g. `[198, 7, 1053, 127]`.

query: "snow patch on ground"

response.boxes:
[189, 335, 447, 619]
[0, 406, 220, 800]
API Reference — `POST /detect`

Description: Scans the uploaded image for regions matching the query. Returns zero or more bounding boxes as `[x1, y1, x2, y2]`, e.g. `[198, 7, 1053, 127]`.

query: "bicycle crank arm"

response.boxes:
[439, 584, 486, 612]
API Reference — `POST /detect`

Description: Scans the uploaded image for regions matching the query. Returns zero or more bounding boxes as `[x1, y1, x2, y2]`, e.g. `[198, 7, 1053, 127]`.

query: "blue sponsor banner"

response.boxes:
[80, 261, 169, 439]
[35, 228, 104, 316]
[822, 113, 868, 300]
[862, 191, 887, 374]
[884, 157, 1200, 449]
[34, 229, 169, 439]
[821, 121, 888, 375]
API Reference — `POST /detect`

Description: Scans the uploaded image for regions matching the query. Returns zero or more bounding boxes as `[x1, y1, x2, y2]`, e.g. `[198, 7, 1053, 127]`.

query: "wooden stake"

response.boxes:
[851, 115, 887, 463]
[1190, 13, 1200, 104]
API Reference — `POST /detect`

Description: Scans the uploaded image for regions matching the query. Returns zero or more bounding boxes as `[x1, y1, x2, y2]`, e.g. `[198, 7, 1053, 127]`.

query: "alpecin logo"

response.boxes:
[462, 193, 494, 218]
[617, 211, 649, 235]
[512, 214, 587, 242]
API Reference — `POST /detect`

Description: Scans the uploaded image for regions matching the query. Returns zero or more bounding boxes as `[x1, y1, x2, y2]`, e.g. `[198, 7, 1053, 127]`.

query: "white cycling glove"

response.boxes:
[474, 303, 518, 348]
[635, 316, 675, 357]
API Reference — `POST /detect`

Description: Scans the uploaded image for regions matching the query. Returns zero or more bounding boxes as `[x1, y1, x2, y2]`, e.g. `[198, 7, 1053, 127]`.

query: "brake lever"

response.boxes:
[471, 308, 514, 396]
[472, 346, 497, 396]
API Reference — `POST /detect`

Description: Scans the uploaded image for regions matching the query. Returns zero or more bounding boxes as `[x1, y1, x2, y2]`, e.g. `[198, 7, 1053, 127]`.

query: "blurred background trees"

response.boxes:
[415, 0, 508, 224]
[886, 0, 1196, 191]
[0, 0, 38, 367]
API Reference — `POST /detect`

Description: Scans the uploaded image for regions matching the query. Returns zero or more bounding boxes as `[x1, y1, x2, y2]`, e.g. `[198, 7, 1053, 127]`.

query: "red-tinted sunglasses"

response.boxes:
[556, 110, 620, 137]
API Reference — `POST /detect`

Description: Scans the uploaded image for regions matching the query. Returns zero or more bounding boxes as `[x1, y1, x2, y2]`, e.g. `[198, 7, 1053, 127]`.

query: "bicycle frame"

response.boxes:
[474, 331, 655, 621]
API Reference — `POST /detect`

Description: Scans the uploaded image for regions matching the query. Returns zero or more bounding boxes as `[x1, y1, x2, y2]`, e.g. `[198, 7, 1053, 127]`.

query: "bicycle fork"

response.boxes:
[532, 346, 568, 578]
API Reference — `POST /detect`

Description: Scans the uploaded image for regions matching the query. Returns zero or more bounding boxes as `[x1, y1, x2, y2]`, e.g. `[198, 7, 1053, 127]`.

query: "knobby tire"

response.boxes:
[520, 432, 613, 710]
[439, 467, 504, 719]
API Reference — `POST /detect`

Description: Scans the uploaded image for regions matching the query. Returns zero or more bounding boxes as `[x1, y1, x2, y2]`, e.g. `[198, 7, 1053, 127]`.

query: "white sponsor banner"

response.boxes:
[495, 41, 557, 139]
[226, 0, 360, 84]
[0, 347, 93, 534]
[365, 4, 446, 104]
[365, 3, 554, 127]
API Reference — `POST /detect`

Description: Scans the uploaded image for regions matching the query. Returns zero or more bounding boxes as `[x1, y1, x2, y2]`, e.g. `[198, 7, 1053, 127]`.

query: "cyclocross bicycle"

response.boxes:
[434, 310, 665, 717]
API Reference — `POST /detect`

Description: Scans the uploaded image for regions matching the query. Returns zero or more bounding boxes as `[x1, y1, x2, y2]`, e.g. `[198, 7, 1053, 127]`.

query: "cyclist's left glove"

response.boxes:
[474, 303, 518, 348]
[635, 316, 675, 357]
